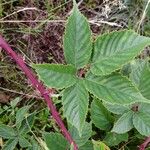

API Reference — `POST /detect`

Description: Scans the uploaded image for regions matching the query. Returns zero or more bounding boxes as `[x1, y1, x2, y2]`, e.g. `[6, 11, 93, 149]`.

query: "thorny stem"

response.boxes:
[0, 35, 78, 150]
[139, 137, 150, 150]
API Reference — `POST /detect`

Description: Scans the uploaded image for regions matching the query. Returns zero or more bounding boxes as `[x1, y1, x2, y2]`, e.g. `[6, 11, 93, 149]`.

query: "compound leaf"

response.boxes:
[91, 30, 150, 75]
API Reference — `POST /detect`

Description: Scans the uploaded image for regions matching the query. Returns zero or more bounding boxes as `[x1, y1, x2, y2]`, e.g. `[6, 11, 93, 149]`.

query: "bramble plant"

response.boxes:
[33, 0, 150, 149]
[1, 0, 150, 150]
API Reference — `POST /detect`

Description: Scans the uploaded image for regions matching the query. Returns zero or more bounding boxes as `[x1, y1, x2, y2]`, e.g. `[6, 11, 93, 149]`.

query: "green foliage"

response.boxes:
[104, 132, 128, 146]
[0, 98, 35, 150]
[84, 73, 147, 105]
[62, 80, 89, 133]
[32, 64, 77, 89]
[69, 122, 92, 147]
[91, 98, 113, 130]
[0, 124, 16, 139]
[112, 111, 134, 134]
[92, 140, 110, 150]
[15, 106, 30, 129]
[0, 0, 148, 149]
[63, 0, 92, 69]
[2, 139, 18, 150]
[91, 30, 150, 76]
[133, 112, 150, 136]
[43, 132, 69, 150]
[130, 59, 150, 99]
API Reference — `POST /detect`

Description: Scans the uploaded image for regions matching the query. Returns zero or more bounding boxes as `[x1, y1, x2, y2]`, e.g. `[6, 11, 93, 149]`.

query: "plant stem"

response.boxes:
[0, 35, 78, 150]
[139, 137, 150, 150]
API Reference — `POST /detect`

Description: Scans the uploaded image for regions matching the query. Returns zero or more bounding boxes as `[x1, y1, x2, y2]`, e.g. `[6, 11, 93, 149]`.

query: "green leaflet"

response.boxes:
[84, 73, 147, 105]
[32, 64, 76, 89]
[43, 132, 68, 150]
[19, 136, 31, 148]
[63, 0, 92, 69]
[15, 106, 30, 129]
[0, 124, 16, 139]
[69, 122, 92, 147]
[62, 79, 89, 134]
[91, 99, 113, 130]
[91, 30, 150, 76]
[104, 132, 128, 146]
[133, 112, 150, 136]
[130, 59, 150, 99]
[103, 102, 130, 115]
[2, 138, 18, 150]
[112, 111, 134, 134]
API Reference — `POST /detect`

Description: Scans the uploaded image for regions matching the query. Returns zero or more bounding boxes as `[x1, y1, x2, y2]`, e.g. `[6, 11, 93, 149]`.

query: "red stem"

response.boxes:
[139, 137, 150, 150]
[0, 35, 78, 150]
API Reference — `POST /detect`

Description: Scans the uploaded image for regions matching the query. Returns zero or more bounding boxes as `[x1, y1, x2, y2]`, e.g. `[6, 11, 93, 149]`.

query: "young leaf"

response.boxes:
[104, 132, 128, 146]
[43, 132, 68, 150]
[0, 124, 16, 139]
[62, 79, 89, 133]
[133, 112, 150, 136]
[91, 99, 113, 130]
[32, 64, 77, 89]
[130, 60, 150, 99]
[69, 122, 92, 147]
[19, 136, 31, 148]
[112, 111, 134, 134]
[16, 106, 30, 129]
[92, 140, 110, 150]
[63, 0, 92, 69]
[91, 30, 150, 76]
[84, 73, 147, 105]
[2, 139, 18, 150]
